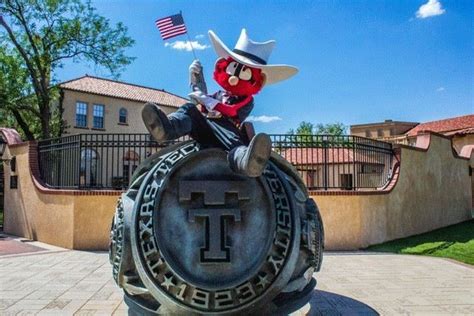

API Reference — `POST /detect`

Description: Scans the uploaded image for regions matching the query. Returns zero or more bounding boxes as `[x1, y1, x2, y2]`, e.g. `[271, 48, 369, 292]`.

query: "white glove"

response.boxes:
[189, 60, 202, 76]
[189, 59, 208, 94]
[188, 91, 219, 111]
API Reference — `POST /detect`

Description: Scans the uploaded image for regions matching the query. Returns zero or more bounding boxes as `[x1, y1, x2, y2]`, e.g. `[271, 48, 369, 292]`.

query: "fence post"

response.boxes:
[77, 135, 82, 189]
[352, 136, 356, 190]
[56, 139, 60, 188]
[323, 136, 328, 190]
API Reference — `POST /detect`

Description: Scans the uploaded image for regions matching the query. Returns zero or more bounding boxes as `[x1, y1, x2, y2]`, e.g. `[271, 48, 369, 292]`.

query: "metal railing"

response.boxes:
[271, 134, 395, 190]
[37, 133, 395, 191]
[37, 134, 184, 190]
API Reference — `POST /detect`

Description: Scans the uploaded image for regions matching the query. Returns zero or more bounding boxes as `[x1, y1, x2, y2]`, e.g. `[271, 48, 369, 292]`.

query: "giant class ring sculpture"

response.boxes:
[110, 141, 324, 315]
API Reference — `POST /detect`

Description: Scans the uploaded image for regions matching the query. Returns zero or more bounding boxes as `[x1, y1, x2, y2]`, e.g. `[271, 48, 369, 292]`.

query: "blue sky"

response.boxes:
[58, 0, 473, 134]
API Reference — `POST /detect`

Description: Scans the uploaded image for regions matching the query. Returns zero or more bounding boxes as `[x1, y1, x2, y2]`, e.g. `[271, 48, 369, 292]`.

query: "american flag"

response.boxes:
[155, 13, 187, 40]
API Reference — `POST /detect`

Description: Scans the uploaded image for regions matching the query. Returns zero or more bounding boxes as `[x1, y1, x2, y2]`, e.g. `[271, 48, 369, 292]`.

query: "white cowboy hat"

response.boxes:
[208, 29, 298, 85]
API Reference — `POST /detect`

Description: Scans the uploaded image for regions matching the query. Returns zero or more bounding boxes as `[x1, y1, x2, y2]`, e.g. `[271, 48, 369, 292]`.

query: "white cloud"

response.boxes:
[246, 115, 282, 123]
[195, 34, 205, 39]
[436, 87, 445, 92]
[164, 40, 210, 52]
[416, 0, 445, 19]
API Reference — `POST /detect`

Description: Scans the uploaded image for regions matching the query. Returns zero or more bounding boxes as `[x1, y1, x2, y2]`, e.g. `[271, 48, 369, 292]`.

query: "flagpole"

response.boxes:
[180, 11, 198, 60]
[186, 32, 198, 60]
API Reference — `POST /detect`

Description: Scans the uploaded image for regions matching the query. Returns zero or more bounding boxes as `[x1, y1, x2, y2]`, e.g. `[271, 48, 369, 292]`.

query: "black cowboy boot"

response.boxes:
[142, 103, 176, 141]
[228, 133, 272, 177]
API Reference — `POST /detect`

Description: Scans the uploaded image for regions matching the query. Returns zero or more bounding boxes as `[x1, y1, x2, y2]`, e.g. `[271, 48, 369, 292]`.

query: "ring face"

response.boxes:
[131, 142, 297, 313]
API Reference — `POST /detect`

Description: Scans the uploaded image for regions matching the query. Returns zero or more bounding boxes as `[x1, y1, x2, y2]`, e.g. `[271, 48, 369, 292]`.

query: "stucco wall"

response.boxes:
[453, 134, 474, 154]
[3, 142, 120, 250]
[313, 133, 473, 250]
[73, 195, 119, 249]
[351, 122, 418, 138]
[3, 132, 472, 251]
[4, 145, 75, 248]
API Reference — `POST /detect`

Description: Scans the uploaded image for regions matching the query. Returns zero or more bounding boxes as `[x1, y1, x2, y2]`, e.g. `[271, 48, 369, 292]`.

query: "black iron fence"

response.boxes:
[37, 134, 184, 190]
[37, 133, 395, 191]
[271, 134, 395, 190]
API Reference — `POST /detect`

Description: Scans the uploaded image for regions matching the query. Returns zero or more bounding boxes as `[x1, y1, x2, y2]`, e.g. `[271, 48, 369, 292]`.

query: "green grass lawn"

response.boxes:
[367, 220, 474, 265]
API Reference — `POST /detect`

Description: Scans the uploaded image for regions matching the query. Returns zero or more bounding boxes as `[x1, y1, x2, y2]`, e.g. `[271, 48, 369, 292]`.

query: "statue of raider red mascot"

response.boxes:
[142, 29, 298, 177]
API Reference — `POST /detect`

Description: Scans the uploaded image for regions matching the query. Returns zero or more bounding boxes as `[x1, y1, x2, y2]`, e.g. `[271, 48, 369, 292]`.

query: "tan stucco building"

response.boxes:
[404, 115, 474, 153]
[54, 75, 189, 188]
[351, 115, 474, 154]
[350, 120, 419, 139]
[59, 75, 188, 135]
[282, 147, 390, 190]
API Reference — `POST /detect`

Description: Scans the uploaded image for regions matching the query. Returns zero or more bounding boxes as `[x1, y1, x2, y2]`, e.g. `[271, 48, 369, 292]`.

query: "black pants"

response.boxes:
[169, 103, 245, 151]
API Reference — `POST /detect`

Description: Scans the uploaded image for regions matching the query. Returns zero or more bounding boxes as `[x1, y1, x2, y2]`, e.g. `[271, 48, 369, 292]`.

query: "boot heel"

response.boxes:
[142, 103, 171, 142]
[244, 133, 272, 177]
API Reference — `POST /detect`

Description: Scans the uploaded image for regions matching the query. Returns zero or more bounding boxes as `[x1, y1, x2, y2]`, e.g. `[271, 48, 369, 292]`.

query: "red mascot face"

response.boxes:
[213, 57, 266, 96]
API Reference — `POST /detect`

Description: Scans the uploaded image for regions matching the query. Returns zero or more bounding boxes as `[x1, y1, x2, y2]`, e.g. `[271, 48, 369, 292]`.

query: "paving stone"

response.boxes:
[0, 291, 30, 300]
[37, 311, 74, 316]
[0, 237, 47, 256]
[58, 291, 98, 300]
[23, 290, 64, 300]
[5, 299, 51, 311]
[80, 300, 121, 310]
[112, 310, 127, 316]
[0, 299, 19, 310]
[75, 309, 116, 316]
[14, 310, 41, 316]
[0, 310, 30, 316]
[440, 304, 474, 314]
[40, 299, 88, 315]
[0, 249, 472, 315]
[114, 302, 128, 311]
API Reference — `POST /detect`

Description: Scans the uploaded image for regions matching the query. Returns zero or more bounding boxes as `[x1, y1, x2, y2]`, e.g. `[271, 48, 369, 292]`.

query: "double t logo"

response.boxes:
[180, 181, 250, 263]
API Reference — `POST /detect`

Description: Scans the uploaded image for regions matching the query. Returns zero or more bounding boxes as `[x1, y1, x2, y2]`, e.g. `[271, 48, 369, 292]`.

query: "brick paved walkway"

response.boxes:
[0, 242, 472, 315]
[0, 236, 47, 256]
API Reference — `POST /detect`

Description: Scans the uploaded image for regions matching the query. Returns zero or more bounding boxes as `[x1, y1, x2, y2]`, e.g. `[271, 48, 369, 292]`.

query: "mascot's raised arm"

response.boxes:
[142, 29, 298, 177]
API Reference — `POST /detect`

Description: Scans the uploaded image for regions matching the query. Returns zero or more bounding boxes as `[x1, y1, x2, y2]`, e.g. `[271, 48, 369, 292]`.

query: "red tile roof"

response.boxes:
[444, 127, 474, 136]
[0, 128, 23, 145]
[280, 147, 385, 165]
[406, 115, 474, 136]
[59, 75, 188, 108]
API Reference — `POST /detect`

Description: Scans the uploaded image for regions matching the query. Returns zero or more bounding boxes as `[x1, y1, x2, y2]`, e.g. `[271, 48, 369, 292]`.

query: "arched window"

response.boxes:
[119, 108, 128, 124]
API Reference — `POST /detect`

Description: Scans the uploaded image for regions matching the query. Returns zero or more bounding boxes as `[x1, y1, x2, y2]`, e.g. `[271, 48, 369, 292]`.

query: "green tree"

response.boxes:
[0, 0, 134, 140]
[314, 122, 347, 136]
[281, 121, 347, 147]
[0, 43, 38, 139]
[288, 121, 314, 136]
[288, 121, 347, 136]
